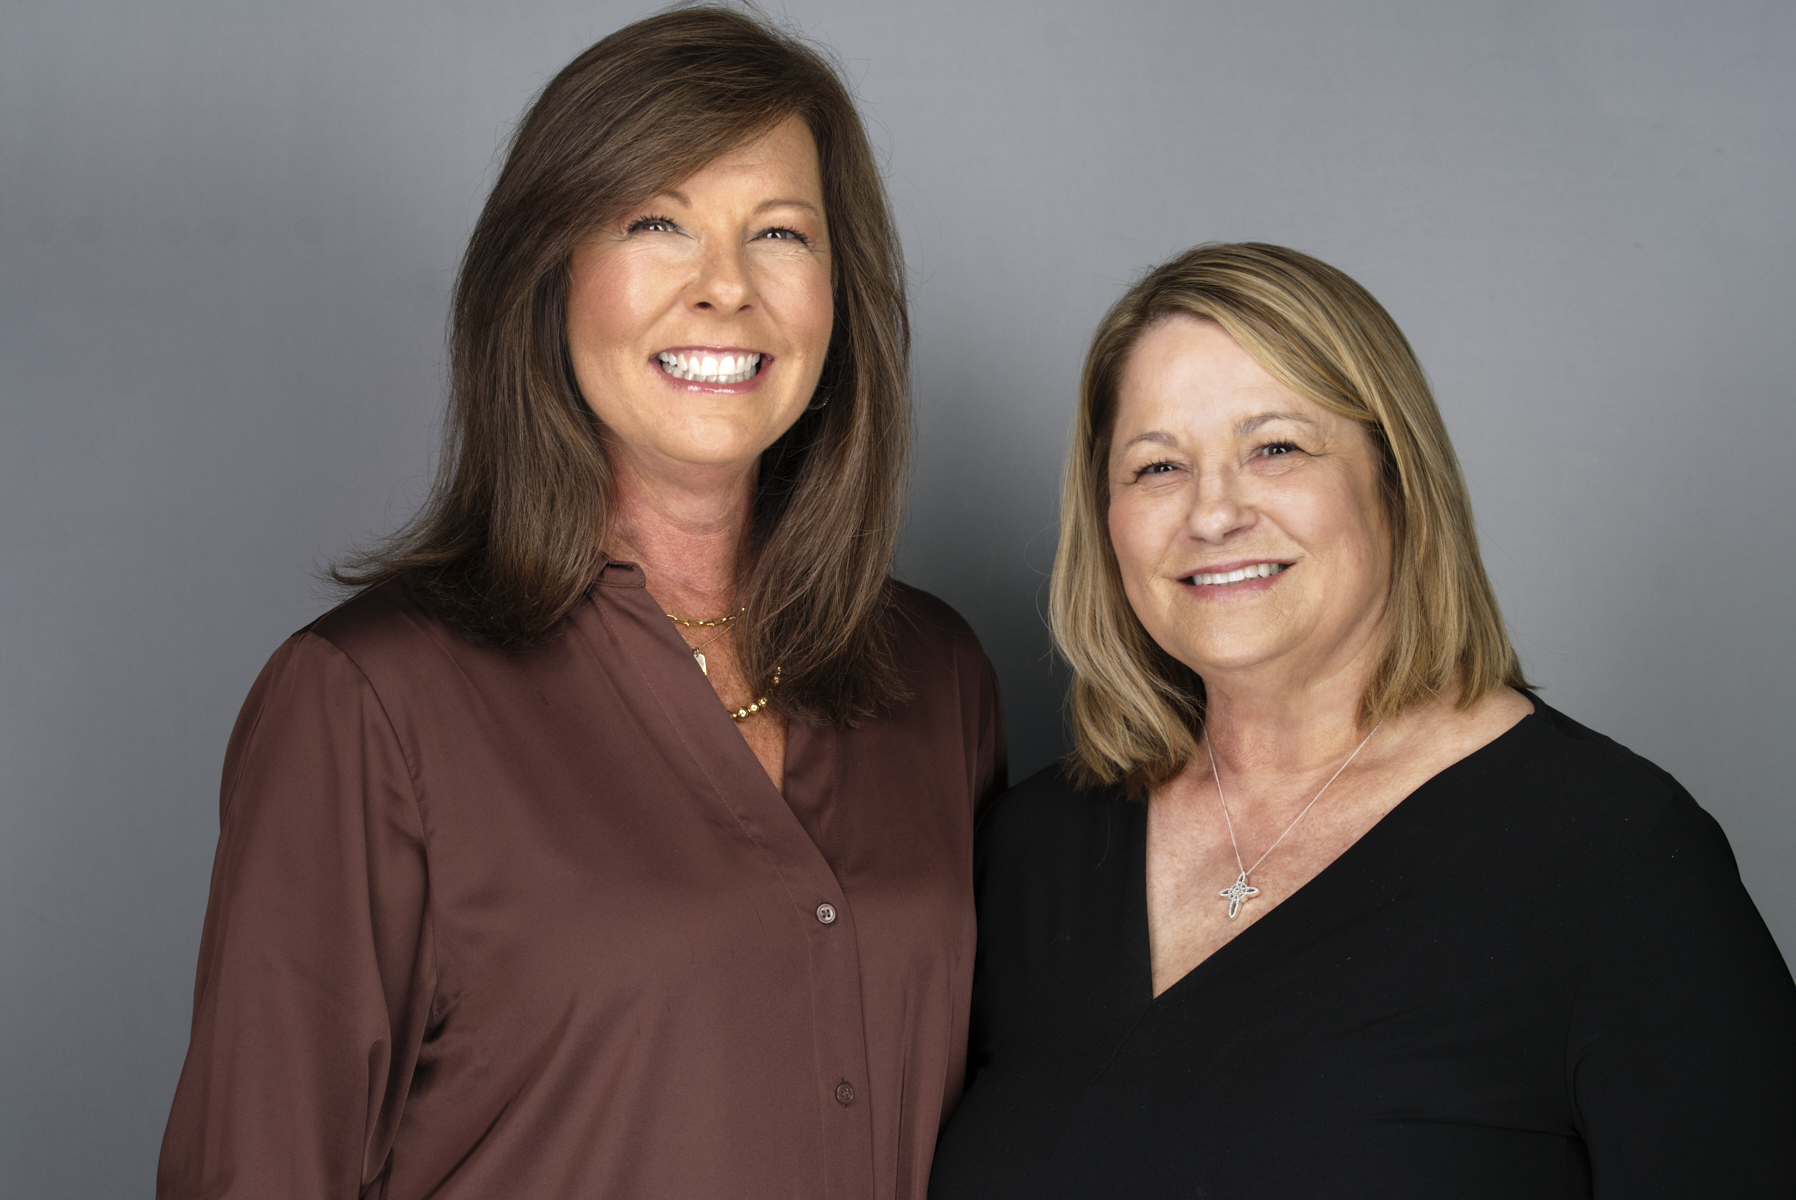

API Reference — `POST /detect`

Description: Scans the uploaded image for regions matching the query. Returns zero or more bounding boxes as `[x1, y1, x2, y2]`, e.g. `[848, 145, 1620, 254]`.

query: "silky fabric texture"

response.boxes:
[158, 561, 1007, 1200]
[930, 701, 1796, 1198]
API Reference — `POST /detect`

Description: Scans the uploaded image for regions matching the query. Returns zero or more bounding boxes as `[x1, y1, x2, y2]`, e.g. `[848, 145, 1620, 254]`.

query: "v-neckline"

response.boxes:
[1137, 702, 1541, 1006]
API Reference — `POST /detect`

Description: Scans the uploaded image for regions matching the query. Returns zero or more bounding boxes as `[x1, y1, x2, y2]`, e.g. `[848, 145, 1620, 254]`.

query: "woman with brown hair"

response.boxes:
[929, 243, 1795, 1197]
[157, 10, 1003, 1198]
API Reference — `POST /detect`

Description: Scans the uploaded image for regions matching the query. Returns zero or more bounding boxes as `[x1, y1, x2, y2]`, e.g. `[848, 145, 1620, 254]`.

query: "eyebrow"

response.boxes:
[756, 198, 822, 217]
[1234, 411, 1316, 436]
[645, 190, 822, 218]
[1119, 411, 1316, 452]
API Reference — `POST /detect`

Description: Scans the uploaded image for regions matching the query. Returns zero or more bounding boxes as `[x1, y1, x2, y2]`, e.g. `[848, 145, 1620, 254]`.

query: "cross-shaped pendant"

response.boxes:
[1219, 872, 1260, 919]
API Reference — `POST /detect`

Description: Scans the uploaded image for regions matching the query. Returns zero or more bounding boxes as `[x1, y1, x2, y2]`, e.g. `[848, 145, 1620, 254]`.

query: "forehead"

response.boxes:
[1113, 315, 1316, 431]
[673, 114, 823, 198]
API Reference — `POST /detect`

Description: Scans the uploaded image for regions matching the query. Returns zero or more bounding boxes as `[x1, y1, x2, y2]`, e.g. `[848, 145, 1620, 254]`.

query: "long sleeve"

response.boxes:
[158, 632, 434, 1199]
[1568, 788, 1796, 1195]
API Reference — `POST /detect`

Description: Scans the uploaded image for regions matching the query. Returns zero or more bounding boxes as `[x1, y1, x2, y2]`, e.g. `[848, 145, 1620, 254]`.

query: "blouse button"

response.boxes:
[835, 1081, 855, 1106]
[815, 902, 838, 925]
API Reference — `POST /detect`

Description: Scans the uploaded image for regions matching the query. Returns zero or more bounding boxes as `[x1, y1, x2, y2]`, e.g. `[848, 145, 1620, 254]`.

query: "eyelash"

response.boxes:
[1131, 442, 1300, 479]
[623, 215, 812, 246]
[626, 214, 679, 234]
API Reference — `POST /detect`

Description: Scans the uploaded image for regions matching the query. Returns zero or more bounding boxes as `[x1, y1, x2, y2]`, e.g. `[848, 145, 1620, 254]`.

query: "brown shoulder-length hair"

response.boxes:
[1050, 243, 1530, 793]
[335, 5, 911, 725]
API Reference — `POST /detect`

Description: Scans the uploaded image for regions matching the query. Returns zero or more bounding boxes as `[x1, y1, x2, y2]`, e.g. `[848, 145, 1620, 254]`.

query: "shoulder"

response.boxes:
[977, 763, 1133, 873]
[302, 575, 461, 669]
[971, 764, 1139, 931]
[231, 577, 532, 744]
[886, 580, 998, 687]
[888, 579, 983, 654]
[1500, 699, 1696, 826]
[291, 574, 536, 703]
[1486, 699, 1740, 889]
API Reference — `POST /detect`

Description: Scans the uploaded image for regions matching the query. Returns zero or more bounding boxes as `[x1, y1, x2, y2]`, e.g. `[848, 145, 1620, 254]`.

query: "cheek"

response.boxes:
[1286, 474, 1389, 591]
[567, 251, 665, 367]
[1105, 491, 1160, 595]
[762, 260, 834, 356]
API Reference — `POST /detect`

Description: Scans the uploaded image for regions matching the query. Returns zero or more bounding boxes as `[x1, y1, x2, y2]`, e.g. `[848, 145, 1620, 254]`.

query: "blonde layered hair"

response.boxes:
[1050, 243, 1529, 793]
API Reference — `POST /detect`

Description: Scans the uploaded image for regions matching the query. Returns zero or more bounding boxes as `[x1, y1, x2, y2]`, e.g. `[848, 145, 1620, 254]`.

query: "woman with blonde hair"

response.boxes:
[158, 10, 1003, 1198]
[930, 243, 1794, 1197]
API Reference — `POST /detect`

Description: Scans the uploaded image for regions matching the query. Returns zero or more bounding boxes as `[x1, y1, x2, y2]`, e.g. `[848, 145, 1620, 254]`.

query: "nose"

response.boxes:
[1186, 465, 1253, 543]
[689, 239, 755, 313]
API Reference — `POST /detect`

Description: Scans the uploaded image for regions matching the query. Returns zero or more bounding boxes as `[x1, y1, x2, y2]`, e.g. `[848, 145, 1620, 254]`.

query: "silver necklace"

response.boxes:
[1206, 721, 1382, 919]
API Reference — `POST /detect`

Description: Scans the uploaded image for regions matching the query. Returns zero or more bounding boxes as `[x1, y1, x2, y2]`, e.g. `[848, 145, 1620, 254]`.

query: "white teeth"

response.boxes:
[1189, 562, 1286, 587]
[656, 351, 762, 384]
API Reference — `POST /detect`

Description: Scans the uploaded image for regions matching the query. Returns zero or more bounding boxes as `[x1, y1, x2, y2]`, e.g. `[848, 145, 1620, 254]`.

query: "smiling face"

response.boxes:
[566, 114, 834, 483]
[1106, 315, 1393, 687]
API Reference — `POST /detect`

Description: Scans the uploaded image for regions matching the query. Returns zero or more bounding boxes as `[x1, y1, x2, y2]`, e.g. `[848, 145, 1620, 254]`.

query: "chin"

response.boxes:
[1159, 626, 1291, 676]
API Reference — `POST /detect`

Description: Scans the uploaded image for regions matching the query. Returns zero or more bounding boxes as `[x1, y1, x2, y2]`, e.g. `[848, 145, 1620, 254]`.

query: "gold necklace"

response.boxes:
[663, 608, 778, 719]
[665, 606, 744, 629]
[727, 665, 781, 721]
[675, 622, 734, 677]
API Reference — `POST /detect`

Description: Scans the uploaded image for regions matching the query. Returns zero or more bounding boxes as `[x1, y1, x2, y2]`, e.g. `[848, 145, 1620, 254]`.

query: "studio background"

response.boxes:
[3, 0, 1792, 1194]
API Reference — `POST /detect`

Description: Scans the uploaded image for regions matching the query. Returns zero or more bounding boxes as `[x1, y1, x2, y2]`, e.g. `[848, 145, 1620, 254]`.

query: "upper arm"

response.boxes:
[1568, 794, 1796, 1195]
[159, 633, 434, 1198]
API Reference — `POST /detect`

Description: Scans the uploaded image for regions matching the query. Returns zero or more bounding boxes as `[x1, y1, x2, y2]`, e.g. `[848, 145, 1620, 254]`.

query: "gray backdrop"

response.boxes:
[3, 0, 1792, 1193]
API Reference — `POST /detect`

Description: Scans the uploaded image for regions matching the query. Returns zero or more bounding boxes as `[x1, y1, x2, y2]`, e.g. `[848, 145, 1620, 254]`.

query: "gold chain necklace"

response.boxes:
[674, 622, 734, 676]
[665, 606, 744, 629]
[727, 665, 781, 721]
[664, 608, 778, 720]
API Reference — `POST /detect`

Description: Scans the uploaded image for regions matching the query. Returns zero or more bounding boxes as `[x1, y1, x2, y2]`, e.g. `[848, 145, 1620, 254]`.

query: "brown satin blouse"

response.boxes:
[157, 561, 1006, 1200]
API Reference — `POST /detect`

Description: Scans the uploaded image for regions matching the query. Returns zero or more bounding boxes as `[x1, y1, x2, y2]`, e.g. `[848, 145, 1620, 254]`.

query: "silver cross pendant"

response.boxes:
[1219, 872, 1260, 919]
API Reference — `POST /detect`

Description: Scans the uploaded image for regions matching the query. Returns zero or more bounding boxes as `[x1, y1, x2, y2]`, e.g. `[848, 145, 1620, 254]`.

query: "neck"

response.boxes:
[602, 441, 756, 617]
[1201, 674, 1370, 779]
[1197, 623, 1388, 781]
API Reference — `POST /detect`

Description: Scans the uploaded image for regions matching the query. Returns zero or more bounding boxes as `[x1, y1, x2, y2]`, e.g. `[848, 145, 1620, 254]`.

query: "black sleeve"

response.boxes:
[1567, 788, 1796, 1195]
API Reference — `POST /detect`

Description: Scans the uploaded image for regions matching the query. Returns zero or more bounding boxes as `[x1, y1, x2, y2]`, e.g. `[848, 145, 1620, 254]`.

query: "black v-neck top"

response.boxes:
[930, 702, 1796, 1199]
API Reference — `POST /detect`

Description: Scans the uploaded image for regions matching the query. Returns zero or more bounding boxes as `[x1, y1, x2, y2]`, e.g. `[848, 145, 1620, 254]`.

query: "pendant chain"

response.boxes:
[1206, 721, 1382, 918]
[680, 622, 735, 657]
[664, 607, 777, 720]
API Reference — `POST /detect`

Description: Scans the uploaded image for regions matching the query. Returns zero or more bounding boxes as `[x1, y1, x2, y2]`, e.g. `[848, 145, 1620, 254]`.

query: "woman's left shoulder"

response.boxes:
[1502, 699, 1688, 803]
[1501, 698, 1730, 866]
[887, 580, 991, 667]
[875, 581, 1008, 802]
